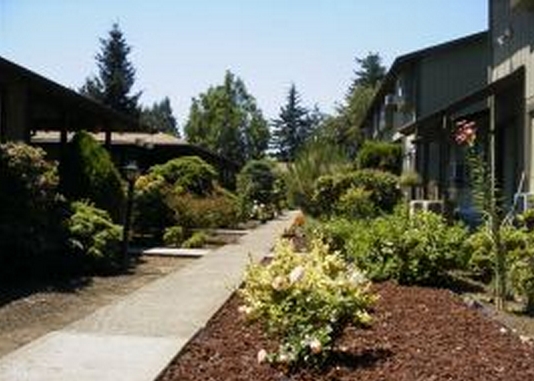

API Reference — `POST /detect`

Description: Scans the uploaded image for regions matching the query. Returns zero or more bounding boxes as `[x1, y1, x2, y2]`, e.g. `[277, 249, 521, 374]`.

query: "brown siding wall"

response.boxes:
[418, 39, 489, 117]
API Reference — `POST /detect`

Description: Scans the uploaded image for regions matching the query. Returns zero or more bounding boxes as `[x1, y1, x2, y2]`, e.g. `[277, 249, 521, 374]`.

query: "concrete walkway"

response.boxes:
[0, 212, 297, 381]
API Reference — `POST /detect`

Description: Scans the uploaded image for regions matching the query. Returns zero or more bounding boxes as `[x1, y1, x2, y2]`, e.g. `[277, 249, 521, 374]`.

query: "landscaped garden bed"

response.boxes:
[158, 281, 534, 381]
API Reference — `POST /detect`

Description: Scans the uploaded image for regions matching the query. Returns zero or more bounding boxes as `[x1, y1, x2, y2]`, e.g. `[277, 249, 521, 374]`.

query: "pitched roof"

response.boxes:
[360, 31, 488, 131]
[0, 55, 143, 132]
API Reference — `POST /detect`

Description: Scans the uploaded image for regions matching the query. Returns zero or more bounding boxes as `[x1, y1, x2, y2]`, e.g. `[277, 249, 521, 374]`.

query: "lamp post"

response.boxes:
[122, 161, 139, 268]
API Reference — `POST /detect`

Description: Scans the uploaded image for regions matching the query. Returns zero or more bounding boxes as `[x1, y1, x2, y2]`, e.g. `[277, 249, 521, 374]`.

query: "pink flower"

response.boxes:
[454, 120, 477, 147]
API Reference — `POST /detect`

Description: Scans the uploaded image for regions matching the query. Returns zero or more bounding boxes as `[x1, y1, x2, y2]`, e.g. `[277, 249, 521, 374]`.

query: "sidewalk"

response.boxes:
[0, 211, 297, 381]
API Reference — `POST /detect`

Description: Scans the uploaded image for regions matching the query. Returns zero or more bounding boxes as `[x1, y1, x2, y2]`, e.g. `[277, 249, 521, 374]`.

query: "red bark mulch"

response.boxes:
[157, 282, 534, 381]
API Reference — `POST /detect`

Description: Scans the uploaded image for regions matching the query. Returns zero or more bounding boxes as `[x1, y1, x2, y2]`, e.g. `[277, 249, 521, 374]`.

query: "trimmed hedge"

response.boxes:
[311, 169, 402, 218]
[356, 140, 403, 175]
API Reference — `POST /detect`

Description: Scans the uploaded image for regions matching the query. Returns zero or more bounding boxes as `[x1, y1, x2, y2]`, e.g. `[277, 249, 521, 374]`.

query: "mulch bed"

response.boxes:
[157, 282, 534, 381]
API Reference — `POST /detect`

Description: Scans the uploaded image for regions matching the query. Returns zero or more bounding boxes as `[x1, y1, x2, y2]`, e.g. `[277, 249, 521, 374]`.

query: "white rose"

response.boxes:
[309, 338, 322, 354]
[289, 265, 305, 284]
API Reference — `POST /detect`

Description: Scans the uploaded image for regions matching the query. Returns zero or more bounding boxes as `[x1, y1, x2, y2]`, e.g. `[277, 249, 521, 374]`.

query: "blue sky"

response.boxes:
[0, 0, 488, 128]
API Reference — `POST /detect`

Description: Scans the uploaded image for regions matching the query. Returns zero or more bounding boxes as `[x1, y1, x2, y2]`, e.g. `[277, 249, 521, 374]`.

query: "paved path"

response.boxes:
[0, 212, 297, 381]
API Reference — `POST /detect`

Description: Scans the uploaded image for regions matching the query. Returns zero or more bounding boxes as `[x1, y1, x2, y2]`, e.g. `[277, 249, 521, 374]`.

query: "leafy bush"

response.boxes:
[335, 187, 376, 219]
[182, 231, 208, 248]
[509, 249, 534, 313]
[237, 159, 279, 218]
[356, 140, 403, 175]
[149, 156, 217, 196]
[285, 141, 350, 212]
[465, 226, 528, 283]
[345, 209, 468, 285]
[163, 226, 186, 247]
[133, 173, 174, 239]
[167, 187, 241, 229]
[312, 169, 401, 218]
[59, 131, 125, 222]
[66, 201, 123, 274]
[240, 239, 375, 366]
[0, 143, 67, 279]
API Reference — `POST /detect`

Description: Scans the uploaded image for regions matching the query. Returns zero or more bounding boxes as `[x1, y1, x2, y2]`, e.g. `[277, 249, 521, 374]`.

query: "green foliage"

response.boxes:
[59, 131, 125, 222]
[167, 187, 241, 229]
[0, 143, 67, 279]
[237, 159, 278, 216]
[140, 97, 179, 136]
[356, 140, 403, 175]
[184, 71, 270, 166]
[240, 239, 375, 366]
[335, 187, 376, 220]
[509, 250, 534, 313]
[312, 169, 401, 218]
[182, 231, 208, 249]
[134, 156, 241, 240]
[343, 209, 468, 285]
[80, 23, 141, 116]
[314, 52, 384, 158]
[351, 53, 386, 89]
[285, 140, 351, 212]
[163, 226, 186, 247]
[133, 174, 174, 239]
[271, 84, 317, 162]
[66, 201, 122, 274]
[149, 156, 217, 196]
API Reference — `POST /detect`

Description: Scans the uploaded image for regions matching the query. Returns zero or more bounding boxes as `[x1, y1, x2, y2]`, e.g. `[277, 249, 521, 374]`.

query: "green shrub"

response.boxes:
[312, 169, 401, 218]
[240, 239, 375, 366]
[133, 174, 174, 239]
[163, 226, 186, 247]
[237, 159, 278, 217]
[0, 143, 67, 279]
[312, 217, 360, 256]
[182, 231, 208, 248]
[345, 208, 468, 285]
[509, 249, 534, 313]
[335, 187, 376, 219]
[167, 187, 241, 229]
[356, 140, 403, 175]
[149, 156, 217, 196]
[285, 141, 351, 212]
[465, 226, 528, 283]
[66, 201, 123, 274]
[59, 131, 125, 222]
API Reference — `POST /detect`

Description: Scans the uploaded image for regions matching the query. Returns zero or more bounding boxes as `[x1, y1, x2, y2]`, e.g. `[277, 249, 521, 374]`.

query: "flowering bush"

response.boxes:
[240, 239, 375, 366]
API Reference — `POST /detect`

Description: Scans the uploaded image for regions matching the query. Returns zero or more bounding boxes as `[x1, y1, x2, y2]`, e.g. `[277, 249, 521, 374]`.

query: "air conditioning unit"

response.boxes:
[409, 200, 445, 216]
[515, 193, 534, 213]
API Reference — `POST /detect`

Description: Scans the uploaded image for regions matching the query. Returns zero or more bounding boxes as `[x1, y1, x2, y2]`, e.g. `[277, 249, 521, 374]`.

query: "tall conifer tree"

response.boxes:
[80, 23, 141, 117]
[271, 84, 313, 162]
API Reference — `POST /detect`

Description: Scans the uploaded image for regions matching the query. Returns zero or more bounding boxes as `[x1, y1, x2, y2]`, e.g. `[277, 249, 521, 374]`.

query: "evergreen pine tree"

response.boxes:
[272, 84, 313, 162]
[80, 23, 141, 117]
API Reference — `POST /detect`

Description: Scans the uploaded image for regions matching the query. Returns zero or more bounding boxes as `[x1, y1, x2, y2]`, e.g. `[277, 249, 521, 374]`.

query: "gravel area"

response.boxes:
[0, 256, 194, 358]
[158, 282, 534, 381]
